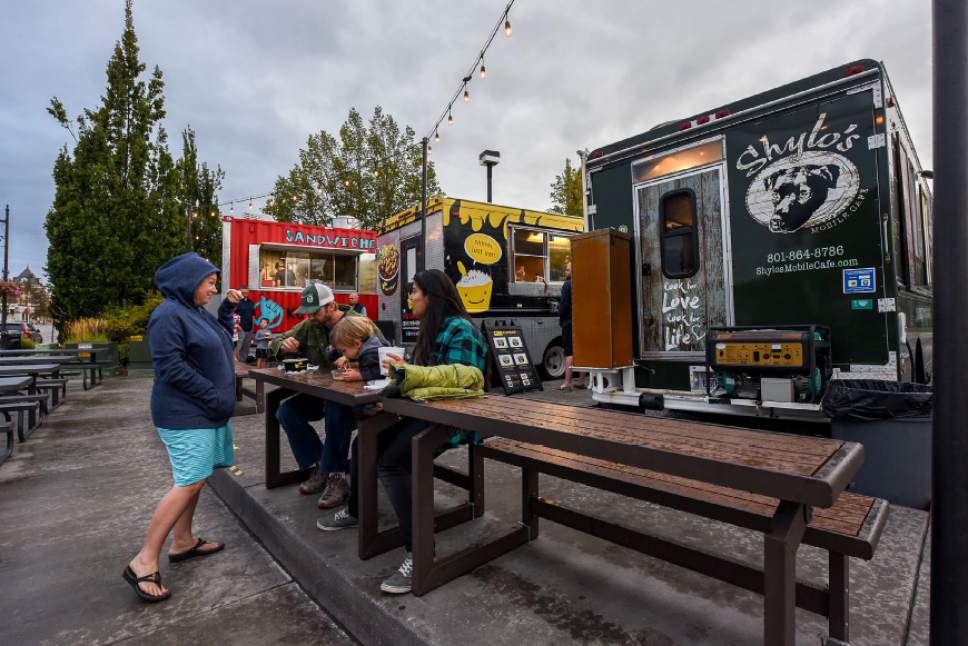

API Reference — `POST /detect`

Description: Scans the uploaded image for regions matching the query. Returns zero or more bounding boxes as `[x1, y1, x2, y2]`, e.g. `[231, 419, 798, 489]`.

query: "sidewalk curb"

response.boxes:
[209, 469, 426, 646]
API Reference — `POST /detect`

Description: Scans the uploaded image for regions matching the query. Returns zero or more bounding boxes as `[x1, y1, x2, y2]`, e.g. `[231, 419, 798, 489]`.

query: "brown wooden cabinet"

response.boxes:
[571, 229, 634, 369]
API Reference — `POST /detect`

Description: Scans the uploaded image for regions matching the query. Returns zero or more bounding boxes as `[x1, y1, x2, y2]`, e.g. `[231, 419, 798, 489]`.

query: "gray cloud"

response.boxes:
[1, 0, 932, 280]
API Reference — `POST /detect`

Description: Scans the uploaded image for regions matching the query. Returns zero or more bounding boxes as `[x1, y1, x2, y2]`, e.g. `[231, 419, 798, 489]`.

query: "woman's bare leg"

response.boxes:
[128, 480, 206, 596]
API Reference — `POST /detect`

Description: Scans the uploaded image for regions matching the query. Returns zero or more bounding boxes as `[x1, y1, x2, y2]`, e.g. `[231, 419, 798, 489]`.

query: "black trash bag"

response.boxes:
[821, 379, 933, 421]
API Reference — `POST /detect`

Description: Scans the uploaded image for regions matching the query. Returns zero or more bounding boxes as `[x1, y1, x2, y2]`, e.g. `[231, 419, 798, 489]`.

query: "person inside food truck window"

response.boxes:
[348, 292, 367, 318]
[273, 261, 295, 287]
[268, 283, 386, 512]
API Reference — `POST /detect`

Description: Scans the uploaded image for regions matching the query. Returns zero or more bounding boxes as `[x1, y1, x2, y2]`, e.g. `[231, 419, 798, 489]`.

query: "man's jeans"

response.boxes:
[236, 329, 255, 362]
[346, 417, 432, 552]
[275, 394, 356, 473]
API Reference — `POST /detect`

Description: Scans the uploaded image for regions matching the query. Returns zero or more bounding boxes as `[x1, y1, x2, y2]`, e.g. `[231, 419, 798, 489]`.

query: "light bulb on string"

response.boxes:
[344, 179, 351, 187]
[230, 205, 234, 213]
[434, 129, 440, 143]
[479, 62, 487, 79]
[248, 200, 253, 209]
[447, 109, 454, 125]
[372, 169, 379, 177]
[464, 88, 470, 103]
[428, 145, 433, 155]
[504, 16, 512, 36]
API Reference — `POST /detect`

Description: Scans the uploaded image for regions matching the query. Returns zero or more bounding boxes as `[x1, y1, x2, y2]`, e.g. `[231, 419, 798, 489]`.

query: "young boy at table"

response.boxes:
[254, 319, 272, 369]
[329, 316, 386, 383]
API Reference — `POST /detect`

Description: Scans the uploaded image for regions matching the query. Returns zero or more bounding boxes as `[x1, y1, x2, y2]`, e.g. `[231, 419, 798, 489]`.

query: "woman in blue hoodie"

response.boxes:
[123, 253, 242, 602]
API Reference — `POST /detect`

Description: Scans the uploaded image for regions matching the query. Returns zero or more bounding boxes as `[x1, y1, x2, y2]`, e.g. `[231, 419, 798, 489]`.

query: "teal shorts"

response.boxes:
[157, 423, 234, 487]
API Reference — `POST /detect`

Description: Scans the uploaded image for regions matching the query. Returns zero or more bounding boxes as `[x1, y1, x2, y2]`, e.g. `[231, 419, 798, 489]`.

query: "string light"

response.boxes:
[479, 61, 487, 79]
[464, 87, 470, 103]
[504, 14, 512, 37]
[428, 145, 433, 155]
[447, 109, 454, 125]
[434, 129, 440, 143]
[210, 210, 215, 217]
[230, 205, 234, 213]
[372, 169, 379, 177]
[344, 179, 351, 187]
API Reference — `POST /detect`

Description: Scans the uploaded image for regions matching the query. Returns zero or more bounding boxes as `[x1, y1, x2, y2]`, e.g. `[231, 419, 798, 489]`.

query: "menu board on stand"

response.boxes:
[483, 322, 542, 395]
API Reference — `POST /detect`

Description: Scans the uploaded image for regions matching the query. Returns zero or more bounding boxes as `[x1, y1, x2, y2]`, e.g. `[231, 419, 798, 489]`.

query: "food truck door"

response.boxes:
[635, 165, 730, 358]
[399, 235, 424, 344]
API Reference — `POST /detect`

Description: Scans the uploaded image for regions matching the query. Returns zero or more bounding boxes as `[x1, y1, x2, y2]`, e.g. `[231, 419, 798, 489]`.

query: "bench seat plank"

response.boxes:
[481, 437, 888, 560]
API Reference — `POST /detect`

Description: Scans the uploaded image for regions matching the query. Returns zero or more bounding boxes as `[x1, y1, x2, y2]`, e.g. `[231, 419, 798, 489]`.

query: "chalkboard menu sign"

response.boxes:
[485, 323, 542, 395]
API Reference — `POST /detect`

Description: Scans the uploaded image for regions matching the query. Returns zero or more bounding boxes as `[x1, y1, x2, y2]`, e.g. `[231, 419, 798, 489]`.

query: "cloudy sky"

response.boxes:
[1, 1, 932, 280]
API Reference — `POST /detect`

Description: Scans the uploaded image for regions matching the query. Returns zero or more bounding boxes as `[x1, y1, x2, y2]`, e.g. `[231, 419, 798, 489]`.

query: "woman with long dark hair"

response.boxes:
[317, 269, 487, 595]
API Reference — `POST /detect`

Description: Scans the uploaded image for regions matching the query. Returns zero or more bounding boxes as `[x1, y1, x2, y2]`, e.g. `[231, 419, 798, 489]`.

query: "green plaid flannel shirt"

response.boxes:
[430, 315, 488, 451]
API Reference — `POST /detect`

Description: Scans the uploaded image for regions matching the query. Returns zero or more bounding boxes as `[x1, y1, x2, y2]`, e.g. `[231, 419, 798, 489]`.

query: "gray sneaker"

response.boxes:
[380, 552, 413, 594]
[317, 473, 349, 509]
[316, 507, 358, 532]
[299, 468, 326, 495]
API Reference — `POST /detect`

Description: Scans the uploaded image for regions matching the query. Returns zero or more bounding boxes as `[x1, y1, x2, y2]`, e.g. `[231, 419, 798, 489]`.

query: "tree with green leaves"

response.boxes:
[179, 126, 225, 263]
[267, 106, 440, 229]
[549, 157, 583, 217]
[45, 0, 221, 335]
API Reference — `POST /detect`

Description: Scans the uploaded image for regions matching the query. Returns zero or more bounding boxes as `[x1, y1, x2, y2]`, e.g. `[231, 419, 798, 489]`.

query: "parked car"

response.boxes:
[0, 322, 29, 349]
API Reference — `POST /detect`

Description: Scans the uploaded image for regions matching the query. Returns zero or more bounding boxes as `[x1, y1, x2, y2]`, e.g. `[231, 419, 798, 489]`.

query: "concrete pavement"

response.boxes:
[0, 376, 354, 646]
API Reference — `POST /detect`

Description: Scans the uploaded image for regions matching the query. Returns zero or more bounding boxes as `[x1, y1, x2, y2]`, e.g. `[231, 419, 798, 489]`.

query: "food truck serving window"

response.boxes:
[259, 248, 357, 291]
[632, 140, 723, 183]
[511, 228, 573, 284]
[659, 189, 699, 279]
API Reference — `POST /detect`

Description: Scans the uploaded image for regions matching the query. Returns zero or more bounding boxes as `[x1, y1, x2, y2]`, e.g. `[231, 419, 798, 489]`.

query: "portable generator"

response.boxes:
[704, 325, 832, 403]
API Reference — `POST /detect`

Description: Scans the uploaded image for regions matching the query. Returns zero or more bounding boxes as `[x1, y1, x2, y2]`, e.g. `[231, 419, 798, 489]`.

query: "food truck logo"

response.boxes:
[378, 244, 399, 296]
[254, 296, 284, 330]
[737, 113, 864, 233]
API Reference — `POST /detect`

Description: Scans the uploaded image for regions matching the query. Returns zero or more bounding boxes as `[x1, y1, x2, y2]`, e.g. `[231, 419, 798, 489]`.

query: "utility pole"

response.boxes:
[420, 136, 428, 271]
[931, 0, 968, 641]
[0, 205, 9, 348]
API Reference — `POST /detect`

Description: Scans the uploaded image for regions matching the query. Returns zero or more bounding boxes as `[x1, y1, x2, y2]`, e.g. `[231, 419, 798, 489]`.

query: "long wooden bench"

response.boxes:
[0, 393, 49, 430]
[0, 416, 12, 466]
[478, 436, 887, 645]
[382, 395, 876, 646]
[35, 378, 68, 408]
[0, 400, 42, 442]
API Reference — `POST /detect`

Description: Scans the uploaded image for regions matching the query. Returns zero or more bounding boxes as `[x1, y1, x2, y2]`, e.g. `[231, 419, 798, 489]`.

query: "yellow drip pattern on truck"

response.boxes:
[714, 342, 805, 368]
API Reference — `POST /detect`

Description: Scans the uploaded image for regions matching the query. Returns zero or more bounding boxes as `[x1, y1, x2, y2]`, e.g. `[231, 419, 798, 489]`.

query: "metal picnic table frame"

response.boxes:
[382, 396, 866, 646]
[248, 367, 483, 560]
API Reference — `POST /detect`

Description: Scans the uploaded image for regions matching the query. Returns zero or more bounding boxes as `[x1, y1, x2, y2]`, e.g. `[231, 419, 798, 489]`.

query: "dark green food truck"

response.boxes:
[580, 59, 932, 420]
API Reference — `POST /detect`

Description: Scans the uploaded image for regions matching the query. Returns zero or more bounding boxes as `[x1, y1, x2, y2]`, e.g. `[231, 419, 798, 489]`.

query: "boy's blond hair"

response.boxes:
[330, 315, 374, 349]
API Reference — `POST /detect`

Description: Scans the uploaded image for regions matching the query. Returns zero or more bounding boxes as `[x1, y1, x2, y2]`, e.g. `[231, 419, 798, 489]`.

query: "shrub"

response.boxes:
[104, 292, 164, 343]
[65, 318, 108, 342]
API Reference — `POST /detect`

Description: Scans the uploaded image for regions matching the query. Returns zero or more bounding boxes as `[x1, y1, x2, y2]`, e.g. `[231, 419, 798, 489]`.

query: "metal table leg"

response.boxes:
[763, 501, 809, 645]
[264, 386, 311, 488]
[357, 419, 481, 560]
[411, 426, 530, 596]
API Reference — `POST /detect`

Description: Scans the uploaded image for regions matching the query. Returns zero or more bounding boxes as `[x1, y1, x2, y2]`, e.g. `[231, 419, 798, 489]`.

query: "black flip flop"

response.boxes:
[168, 537, 225, 563]
[122, 566, 171, 602]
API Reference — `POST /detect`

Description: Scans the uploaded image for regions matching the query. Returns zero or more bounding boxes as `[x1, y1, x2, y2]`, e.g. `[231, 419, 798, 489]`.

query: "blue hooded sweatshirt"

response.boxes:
[149, 253, 237, 429]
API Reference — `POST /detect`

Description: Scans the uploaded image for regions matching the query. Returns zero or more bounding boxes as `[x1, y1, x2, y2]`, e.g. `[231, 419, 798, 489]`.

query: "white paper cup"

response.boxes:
[378, 346, 406, 376]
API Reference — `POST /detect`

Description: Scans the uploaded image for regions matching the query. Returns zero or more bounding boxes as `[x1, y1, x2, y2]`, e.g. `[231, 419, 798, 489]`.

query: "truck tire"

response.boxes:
[541, 342, 565, 379]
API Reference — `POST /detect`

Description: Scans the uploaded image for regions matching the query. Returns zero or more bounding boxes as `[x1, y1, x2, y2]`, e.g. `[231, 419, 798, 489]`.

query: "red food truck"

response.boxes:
[220, 215, 378, 332]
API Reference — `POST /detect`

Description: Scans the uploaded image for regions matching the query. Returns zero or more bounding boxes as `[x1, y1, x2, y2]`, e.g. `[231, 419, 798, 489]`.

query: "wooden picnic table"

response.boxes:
[382, 395, 866, 645]
[0, 356, 78, 365]
[0, 376, 34, 394]
[248, 368, 482, 560]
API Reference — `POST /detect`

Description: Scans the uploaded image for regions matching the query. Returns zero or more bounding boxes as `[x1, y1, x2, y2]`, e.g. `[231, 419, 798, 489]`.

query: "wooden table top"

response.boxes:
[0, 356, 77, 365]
[0, 376, 33, 393]
[0, 364, 60, 376]
[382, 395, 863, 509]
[248, 367, 383, 406]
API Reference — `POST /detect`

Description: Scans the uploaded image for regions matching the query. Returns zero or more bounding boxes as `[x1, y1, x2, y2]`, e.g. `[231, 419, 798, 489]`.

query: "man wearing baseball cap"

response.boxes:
[268, 283, 384, 510]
